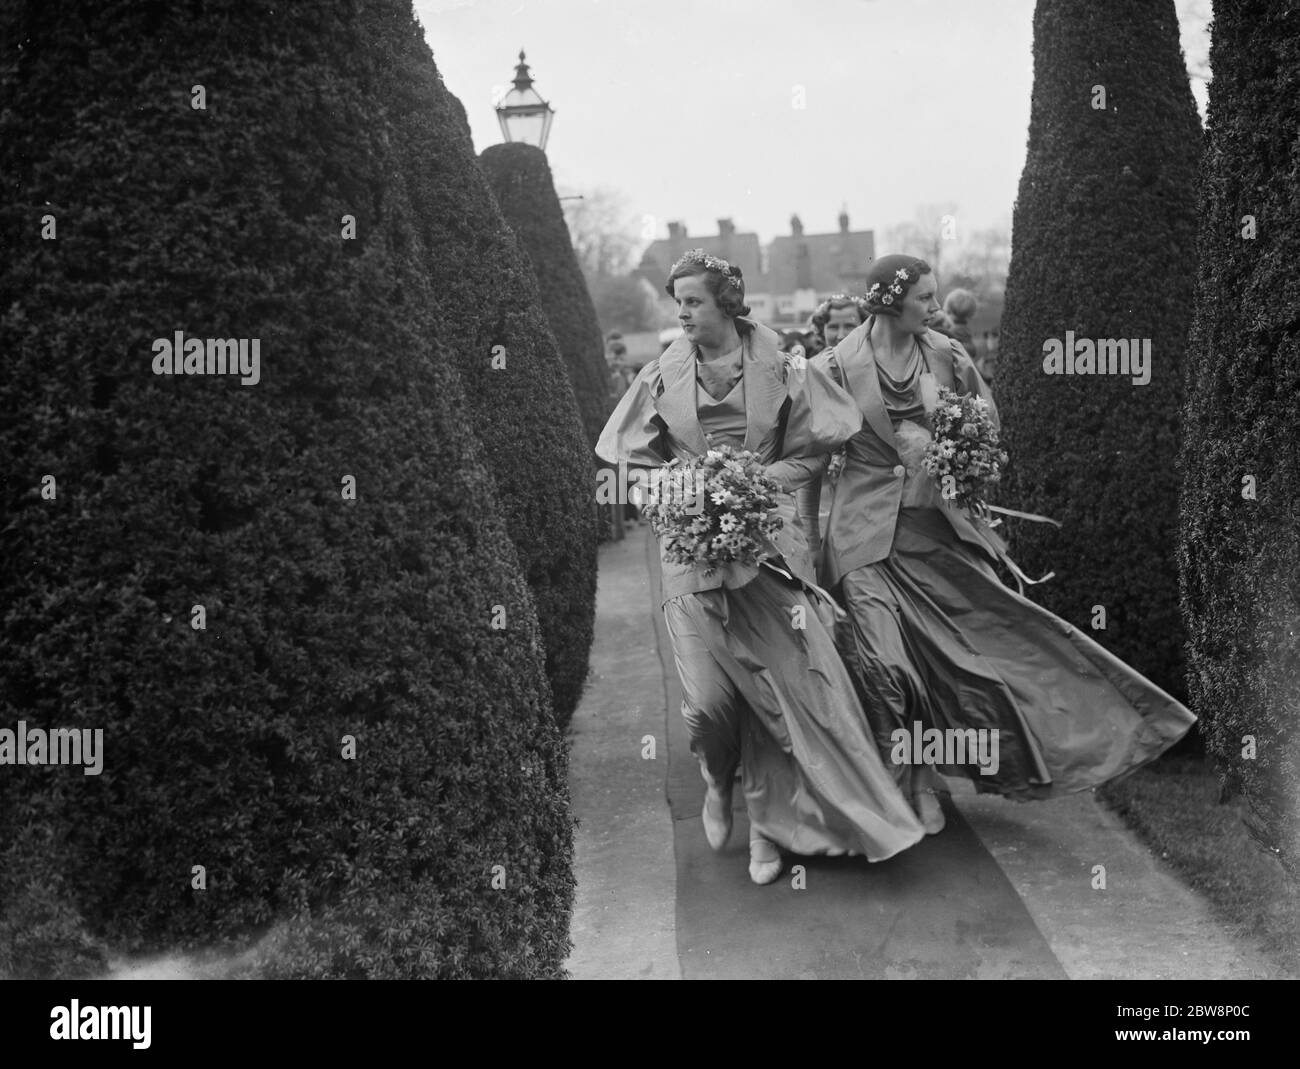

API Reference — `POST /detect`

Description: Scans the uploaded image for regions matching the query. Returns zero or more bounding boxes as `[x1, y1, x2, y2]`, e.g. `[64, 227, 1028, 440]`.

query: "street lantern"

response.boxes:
[495, 49, 555, 150]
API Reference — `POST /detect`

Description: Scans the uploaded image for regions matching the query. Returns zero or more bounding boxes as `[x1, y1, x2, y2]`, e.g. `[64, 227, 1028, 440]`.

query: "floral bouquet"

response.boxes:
[921, 386, 1008, 517]
[642, 445, 784, 581]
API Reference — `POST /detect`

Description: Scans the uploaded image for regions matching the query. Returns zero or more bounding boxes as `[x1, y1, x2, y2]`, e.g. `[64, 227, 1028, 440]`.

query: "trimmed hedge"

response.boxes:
[996, 0, 1201, 699]
[367, 14, 597, 729]
[0, 0, 573, 978]
[1178, 1, 1300, 874]
[479, 143, 611, 453]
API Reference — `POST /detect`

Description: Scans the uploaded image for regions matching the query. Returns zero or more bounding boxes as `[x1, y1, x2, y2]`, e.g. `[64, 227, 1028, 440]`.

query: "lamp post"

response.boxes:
[495, 49, 555, 151]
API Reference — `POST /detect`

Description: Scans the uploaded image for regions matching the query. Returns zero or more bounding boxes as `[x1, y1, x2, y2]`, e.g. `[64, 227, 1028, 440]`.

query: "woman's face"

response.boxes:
[898, 272, 940, 335]
[675, 274, 730, 349]
[823, 305, 863, 346]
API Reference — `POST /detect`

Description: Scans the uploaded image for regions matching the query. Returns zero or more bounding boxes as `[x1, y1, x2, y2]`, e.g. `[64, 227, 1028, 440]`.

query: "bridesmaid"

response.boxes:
[810, 293, 869, 350]
[809, 254, 1195, 824]
[596, 249, 925, 884]
[804, 294, 870, 551]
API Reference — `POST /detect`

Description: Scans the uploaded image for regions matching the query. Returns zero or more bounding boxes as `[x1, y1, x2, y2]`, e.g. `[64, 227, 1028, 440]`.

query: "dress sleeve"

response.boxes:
[795, 471, 824, 557]
[778, 355, 863, 460]
[594, 361, 671, 467]
[765, 451, 829, 493]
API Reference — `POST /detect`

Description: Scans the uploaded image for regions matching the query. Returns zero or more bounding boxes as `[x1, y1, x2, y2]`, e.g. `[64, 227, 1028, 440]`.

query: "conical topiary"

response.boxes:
[997, 0, 1202, 700]
[0, 0, 573, 978]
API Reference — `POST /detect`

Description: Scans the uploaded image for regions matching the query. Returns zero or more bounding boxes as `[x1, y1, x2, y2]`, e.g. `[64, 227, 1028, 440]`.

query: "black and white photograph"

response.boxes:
[0, 0, 1296, 1025]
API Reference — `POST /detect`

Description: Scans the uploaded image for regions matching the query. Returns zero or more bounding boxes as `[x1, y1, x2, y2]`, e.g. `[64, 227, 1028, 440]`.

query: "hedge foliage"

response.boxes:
[996, 0, 1202, 700]
[1178, 1, 1300, 874]
[369, 18, 597, 728]
[479, 143, 611, 453]
[0, 0, 573, 978]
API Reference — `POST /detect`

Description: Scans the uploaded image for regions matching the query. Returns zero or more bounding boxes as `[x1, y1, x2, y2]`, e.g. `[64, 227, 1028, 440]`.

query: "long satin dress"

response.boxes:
[832, 345, 1196, 801]
[602, 325, 926, 861]
[667, 366, 923, 858]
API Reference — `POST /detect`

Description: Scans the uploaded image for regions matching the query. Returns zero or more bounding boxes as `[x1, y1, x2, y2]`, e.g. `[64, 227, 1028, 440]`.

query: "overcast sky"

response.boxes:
[417, 0, 1210, 247]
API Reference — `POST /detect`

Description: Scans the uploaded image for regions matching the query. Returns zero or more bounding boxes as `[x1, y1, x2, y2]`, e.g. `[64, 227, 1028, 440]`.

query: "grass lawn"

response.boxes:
[1097, 751, 1300, 979]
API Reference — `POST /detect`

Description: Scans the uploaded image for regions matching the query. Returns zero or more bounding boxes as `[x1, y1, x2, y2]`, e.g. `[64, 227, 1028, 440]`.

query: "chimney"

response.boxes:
[839, 205, 850, 233]
[667, 221, 684, 240]
[790, 214, 803, 237]
[717, 218, 735, 238]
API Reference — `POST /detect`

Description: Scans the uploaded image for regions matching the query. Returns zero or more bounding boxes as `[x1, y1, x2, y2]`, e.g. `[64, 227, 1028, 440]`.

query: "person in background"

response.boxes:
[942, 288, 982, 373]
[926, 308, 957, 338]
[977, 330, 999, 383]
[810, 293, 870, 350]
[800, 294, 872, 553]
[777, 328, 816, 360]
[802, 318, 827, 357]
[606, 339, 635, 399]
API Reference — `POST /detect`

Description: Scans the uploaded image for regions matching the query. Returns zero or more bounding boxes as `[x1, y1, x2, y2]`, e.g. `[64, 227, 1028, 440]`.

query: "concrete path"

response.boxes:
[564, 527, 680, 980]
[564, 527, 1279, 980]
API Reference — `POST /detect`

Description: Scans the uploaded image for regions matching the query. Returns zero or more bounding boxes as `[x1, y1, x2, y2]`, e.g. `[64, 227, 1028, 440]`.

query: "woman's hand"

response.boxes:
[827, 448, 847, 482]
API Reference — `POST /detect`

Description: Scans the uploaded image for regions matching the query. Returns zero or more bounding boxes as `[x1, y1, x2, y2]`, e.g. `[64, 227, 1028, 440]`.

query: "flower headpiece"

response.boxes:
[671, 248, 744, 291]
[864, 265, 919, 309]
[820, 292, 869, 312]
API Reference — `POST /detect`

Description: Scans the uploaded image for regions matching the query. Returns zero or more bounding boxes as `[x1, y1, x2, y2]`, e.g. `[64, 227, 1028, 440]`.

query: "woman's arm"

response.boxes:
[765, 451, 830, 493]
[595, 361, 671, 468]
[769, 353, 856, 557]
[778, 353, 863, 460]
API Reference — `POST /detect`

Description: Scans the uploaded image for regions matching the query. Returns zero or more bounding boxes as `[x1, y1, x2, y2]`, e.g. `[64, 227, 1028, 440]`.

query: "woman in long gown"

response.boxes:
[596, 249, 926, 884]
[808, 254, 1195, 820]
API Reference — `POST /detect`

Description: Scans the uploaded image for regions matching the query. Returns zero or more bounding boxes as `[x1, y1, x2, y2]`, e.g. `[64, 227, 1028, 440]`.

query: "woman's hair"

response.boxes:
[778, 328, 814, 356]
[862, 254, 933, 318]
[943, 288, 977, 323]
[810, 293, 869, 340]
[665, 248, 751, 318]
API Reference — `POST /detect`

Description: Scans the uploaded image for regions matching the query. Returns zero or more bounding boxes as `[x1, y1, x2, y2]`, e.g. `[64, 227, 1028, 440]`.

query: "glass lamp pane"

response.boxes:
[503, 110, 545, 146]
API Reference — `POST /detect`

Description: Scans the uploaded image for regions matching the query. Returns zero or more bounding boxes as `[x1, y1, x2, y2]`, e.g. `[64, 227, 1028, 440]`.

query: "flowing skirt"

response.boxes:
[663, 568, 925, 860]
[836, 507, 1196, 801]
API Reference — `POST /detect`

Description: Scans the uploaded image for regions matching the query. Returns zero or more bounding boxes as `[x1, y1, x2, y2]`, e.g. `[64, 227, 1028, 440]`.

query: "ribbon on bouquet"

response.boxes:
[967, 501, 1062, 596]
[977, 503, 1063, 528]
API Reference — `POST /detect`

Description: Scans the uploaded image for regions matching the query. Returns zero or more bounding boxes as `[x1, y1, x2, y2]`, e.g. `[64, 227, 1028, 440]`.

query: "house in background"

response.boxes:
[762, 210, 875, 326]
[633, 211, 876, 330]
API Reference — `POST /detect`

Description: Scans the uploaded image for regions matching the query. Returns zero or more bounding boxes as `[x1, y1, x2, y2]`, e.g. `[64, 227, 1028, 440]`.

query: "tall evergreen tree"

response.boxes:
[0, 0, 572, 978]
[479, 142, 611, 453]
[370, 12, 597, 727]
[1179, 2, 1300, 873]
[997, 0, 1202, 699]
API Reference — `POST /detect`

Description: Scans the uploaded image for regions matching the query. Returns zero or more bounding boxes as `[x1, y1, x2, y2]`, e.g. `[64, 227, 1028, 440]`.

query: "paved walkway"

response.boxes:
[564, 527, 1278, 980]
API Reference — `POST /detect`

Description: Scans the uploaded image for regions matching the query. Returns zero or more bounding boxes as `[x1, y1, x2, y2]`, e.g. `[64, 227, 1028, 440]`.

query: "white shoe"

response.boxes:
[702, 786, 733, 850]
[918, 790, 946, 835]
[749, 837, 783, 885]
